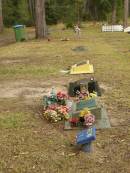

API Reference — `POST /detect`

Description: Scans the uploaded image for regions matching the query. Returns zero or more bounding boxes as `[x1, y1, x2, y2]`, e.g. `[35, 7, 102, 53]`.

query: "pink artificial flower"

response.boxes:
[84, 114, 95, 127]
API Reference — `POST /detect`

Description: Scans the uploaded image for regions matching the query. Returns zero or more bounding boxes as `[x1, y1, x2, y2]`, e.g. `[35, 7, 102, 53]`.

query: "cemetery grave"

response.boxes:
[42, 74, 111, 152]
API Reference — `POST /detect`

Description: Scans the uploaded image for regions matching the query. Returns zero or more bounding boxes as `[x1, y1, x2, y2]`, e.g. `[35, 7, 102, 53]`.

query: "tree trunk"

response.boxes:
[35, 0, 47, 38]
[0, 0, 3, 33]
[124, 0, 129, 28]
[112, 0, 117, 24]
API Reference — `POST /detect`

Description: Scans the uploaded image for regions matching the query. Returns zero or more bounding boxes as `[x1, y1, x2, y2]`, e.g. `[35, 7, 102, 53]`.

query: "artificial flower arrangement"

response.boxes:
[44, 109, 61, 122]
[67, 108, 95, 128]
[43, 90, 70, 123]
[80, 108, 95, 128]
[43, 105, 70, 122]
[47, 88, 57, 105]
[43, 89, 96, 126]
[56, 105, 70, 120]
[76, 89, 97, 101]
[47, 90, 68, 105]
[57, 91, 68, 105]
[76, 90, 89, 100]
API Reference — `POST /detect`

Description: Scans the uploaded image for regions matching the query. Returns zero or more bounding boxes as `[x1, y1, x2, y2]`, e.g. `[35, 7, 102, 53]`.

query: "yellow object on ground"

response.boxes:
[70, 61, 94, 74]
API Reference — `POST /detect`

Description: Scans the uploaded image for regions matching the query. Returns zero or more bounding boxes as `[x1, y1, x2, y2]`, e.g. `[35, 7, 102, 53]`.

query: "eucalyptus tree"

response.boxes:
[35, 0, 47, 38]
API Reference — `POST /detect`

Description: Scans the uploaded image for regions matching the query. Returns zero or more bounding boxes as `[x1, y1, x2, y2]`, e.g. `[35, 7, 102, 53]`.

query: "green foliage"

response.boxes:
[46, 1, 60, 25]
[17, 0, 32, 25]
[2, 0, 14, 26]
[116, 0, 123, 22]
[2, 0, 124, 26]
[63, 4, 76, 28]
[46, 0, 85, 27]
[3, 0, 32, 26]
[83, 0, 123, 23]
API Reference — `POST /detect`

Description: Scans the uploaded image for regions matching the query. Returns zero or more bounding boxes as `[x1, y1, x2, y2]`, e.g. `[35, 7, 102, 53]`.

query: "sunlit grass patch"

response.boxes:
[0, 112, 30, 128]
[0, 65, 58, 79]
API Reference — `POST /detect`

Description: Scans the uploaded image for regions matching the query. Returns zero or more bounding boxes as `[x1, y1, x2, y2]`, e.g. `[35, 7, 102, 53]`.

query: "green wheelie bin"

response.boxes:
[13, 25, 26, 42]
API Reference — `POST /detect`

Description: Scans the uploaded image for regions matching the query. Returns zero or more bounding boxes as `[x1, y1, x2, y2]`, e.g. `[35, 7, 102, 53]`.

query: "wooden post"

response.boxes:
[0, 0, 3, 33]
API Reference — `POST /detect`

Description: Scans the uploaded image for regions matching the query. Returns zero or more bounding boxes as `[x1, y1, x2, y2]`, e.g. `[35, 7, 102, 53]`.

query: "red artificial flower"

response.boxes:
[69, 117, 79, 123]
[57, 91, 68, 100]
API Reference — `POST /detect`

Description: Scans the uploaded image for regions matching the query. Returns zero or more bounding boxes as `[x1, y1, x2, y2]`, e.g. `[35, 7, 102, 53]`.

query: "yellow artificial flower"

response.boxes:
[80, 108, 91, 117]
[90, 92, 97, 98]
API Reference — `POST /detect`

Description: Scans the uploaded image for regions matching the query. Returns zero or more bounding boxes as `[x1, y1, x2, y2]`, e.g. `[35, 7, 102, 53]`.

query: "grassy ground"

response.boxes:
[0, 23, 130, 173]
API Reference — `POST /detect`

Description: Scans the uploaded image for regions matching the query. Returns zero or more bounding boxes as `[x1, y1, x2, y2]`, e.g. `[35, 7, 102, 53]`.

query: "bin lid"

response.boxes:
[13, 25, 24, 28]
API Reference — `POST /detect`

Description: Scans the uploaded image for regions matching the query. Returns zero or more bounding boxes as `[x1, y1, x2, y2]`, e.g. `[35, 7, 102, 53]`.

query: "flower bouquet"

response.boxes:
[80, 108, 95, 128]
[43, 105, 70, 122]
[57, 91, 68, 105]
[56, 105, 70, 120]
[44, 109, 62, 122]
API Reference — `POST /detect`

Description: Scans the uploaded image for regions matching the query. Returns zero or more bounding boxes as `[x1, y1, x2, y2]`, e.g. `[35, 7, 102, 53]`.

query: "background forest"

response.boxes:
[2, 0, 126, 27]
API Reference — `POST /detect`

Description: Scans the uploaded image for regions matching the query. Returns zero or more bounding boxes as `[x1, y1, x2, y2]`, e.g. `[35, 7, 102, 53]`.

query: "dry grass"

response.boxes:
[0, 23, 130, 173]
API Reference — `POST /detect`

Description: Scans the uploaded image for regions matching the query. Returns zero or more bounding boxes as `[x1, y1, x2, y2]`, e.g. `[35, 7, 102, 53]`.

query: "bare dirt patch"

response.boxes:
[0, 79, 67, 99]
[0, 59, 27, 65]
